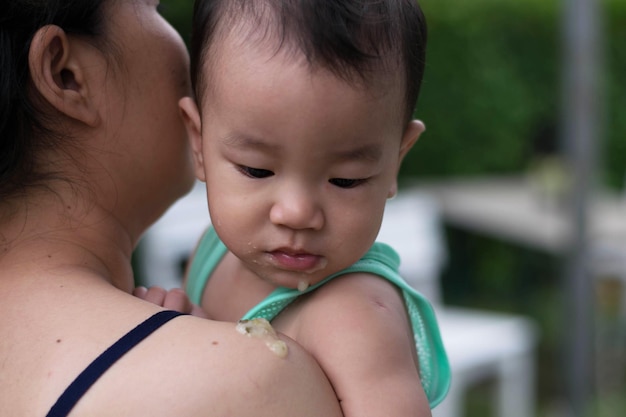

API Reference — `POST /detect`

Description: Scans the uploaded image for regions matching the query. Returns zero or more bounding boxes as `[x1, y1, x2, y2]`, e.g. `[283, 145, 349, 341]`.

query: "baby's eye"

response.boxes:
[238, 166, 274, 179]
[329, 178, 367, 189]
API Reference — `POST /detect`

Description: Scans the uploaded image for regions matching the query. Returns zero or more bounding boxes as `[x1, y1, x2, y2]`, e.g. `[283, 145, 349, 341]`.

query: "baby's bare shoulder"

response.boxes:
[294, 274, 430, 417]
[294, 272, 412, 359]
[303, 272, 408, 324]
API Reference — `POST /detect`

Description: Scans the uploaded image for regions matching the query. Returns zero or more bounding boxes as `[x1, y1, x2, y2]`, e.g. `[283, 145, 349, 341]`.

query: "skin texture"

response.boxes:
[180, 27, 431, 417]
[0, 1, 343, 416]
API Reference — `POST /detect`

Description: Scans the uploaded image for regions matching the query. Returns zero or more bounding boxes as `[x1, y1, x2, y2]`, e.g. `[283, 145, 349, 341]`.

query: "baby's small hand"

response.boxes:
[133, 286, 208, 318]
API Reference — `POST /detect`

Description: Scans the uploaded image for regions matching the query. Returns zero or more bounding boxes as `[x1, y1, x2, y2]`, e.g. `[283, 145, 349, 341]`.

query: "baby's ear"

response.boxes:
[179, 97, 206, 181]
[28, 25, 101, 126]
[388, 120, 425, 199]
[399, 120, 424, 161]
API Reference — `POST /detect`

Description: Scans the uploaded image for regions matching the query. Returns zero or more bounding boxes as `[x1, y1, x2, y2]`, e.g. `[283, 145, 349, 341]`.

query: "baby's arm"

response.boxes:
[294, 272, 431, 417]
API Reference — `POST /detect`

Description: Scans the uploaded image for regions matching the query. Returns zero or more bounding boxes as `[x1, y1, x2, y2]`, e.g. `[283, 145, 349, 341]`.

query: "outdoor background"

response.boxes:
[156, 0, 626, 415]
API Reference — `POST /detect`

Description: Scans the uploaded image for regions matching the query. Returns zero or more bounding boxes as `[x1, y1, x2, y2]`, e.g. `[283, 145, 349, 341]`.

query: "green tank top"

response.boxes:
[187, 226, 451, 408]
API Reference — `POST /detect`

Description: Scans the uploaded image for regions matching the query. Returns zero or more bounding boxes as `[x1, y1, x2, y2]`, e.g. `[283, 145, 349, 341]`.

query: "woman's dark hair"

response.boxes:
[189, 0, 427, 124]
[0, 0, 111, 200]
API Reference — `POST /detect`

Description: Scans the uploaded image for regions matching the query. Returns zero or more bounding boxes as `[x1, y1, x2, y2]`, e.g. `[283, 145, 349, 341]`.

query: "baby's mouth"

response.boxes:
[268, 249, 322, 272]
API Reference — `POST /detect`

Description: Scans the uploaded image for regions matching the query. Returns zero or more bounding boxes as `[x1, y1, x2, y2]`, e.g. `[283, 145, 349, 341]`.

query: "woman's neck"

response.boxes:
[0, 187, 136, 293]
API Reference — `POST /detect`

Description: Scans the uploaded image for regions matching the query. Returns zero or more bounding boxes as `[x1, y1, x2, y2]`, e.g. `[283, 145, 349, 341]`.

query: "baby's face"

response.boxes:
[191, 32, 420, 290]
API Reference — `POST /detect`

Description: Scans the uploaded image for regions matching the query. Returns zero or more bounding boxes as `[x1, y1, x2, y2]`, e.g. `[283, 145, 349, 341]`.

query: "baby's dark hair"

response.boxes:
[189, 0, 427, 124]
[0, 0, 111, 201]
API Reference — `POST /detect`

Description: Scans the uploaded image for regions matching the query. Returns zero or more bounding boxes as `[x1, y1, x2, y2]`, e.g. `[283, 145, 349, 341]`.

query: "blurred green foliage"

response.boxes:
[604, 0, 626, 189]
[409, 0, 626, 190]
[160, 0, 194, 46]
[408, 0, 559, 178]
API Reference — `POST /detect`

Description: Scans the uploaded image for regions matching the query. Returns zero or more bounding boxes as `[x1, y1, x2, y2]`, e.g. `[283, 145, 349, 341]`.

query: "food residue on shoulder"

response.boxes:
[236, 318, 288, 358]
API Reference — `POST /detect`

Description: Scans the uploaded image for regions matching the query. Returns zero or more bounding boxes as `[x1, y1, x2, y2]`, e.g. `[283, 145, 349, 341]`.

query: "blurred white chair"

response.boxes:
[138, 183, 539, 417]
[377, 191, 539, 417]
[136, 181, 211, 289]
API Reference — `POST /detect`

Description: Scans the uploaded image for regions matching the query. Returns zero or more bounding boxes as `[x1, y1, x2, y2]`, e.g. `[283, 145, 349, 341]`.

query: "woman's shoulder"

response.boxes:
[73, 313, 342, 417]
[0, 281, 341, 417]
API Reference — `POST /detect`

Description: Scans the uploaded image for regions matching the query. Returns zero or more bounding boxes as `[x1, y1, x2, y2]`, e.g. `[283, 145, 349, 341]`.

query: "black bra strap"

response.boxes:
[47, 310, 185, 417]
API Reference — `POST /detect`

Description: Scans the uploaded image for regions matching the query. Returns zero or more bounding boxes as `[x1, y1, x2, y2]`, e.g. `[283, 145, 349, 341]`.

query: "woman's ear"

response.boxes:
[179, 97, 206, 182]
[28, 25, 101, 127]
[388, 120, 425, 199]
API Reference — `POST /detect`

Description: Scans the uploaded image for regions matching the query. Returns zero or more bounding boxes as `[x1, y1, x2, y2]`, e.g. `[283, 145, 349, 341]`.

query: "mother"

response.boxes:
[0, 1, 343, 416]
